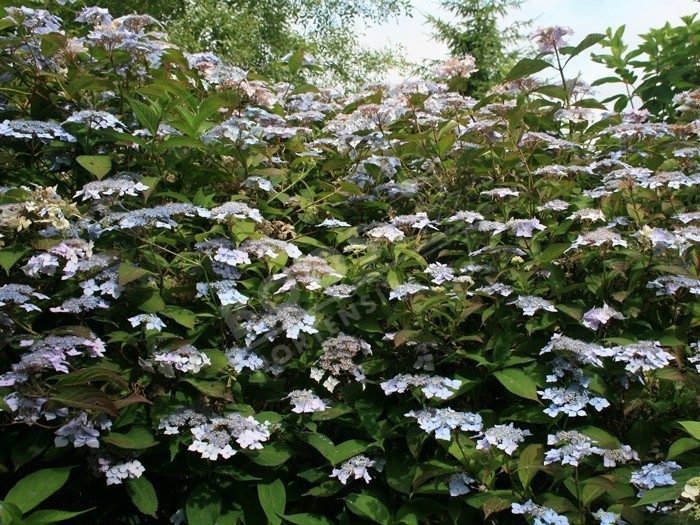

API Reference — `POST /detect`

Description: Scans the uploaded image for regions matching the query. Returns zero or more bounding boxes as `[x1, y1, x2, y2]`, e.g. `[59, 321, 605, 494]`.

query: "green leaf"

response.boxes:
[560, 33, 606, 57]
[76, 155, 111, 180]
[181, 378, 232, 400]
[0, 247, 28, 275]
[102, 427, 159, 450]
[503, 58, 552, 83]
[125, 477, 158, 517]
[634, 484, 681, 506]
[517, 444, 544, 491]
[385, 453, 415, 495]
[1, 501, 26, 523]
[579, 426, 619, 449]
[48, 387, 119, 417]
[493, 369, 539, 401]
[4, 466, 74, 514]
[297, 432, 336, 463]
[23, 508, 93, 525]
[135, 290, 166, 314]
[679, 421, 700, 440]
[247, 442, 294, 467]
[667, 437, 700, 460]
[257, 478, 285, 525]
[283, 513, 333, 525]
[161, 306, 197, 329]
[186, 484, 221, 525]
[117, 264, 150, 286]
[332, 440, 371, 465]
[302, 480, 343, 498]
[287, 49, 306, 75]
[52, 367, 128, 390]
[345, 493, 391, 525]
[129, 98, 162, 136]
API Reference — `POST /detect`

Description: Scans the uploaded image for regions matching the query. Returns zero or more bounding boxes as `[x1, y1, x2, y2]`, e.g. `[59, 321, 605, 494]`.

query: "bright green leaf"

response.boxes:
[257, 479, 285, 525]
[345, 493, 390, 525]
[125, 477, 158, 517]
[76, 156, 111, 180]
[4, 466, 74, 514]
[493, 369, 539, 401]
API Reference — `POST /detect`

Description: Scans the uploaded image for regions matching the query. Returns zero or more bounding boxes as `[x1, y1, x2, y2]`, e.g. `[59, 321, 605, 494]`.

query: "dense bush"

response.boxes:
[0, 2, 699, 524]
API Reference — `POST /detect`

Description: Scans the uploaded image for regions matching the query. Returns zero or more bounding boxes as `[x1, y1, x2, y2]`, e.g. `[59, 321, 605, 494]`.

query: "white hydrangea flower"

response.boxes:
[582, 304, 625, 330]
[286, 389, 328, 413]
[508, 295, 557, 316]
[319, 218, 351, 227]
[381, 373, 462, 400]
[330, 455, 380, 484]
[367, 224, 405, 242]
[647, 275, 700, 296]
[129, 314, 166, 332]
[544, 430, 603, 466]
[424, 262, 455, 284]
[475, 423, 531, 455]
[405, 408, 483, 440]
[389, 282, 429, 300]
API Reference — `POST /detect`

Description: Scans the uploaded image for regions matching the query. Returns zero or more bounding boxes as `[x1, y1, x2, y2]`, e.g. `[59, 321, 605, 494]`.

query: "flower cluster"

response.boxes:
[475, 423, 532, 455]
[330, 455, 383, 484]
[380, 373, 462, 400]
[405, 408, 483, 440]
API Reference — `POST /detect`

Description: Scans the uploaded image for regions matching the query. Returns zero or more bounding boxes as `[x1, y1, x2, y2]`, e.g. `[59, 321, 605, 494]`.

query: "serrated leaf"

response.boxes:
[518, 444, 544, 491]
[102, 427, 158, 449]
[258, 478, 285, 525]
[247, 441, 294, 467]
[4, 466, 74, 514]
[186, 484, 221, 525]
[560, 33, 606, 57]
[52, 367, 128, 389]
[503, 58, 552, 83]
[0, 247, 28, 275]
[481, 497, 513, 519]
[126, 477, 158, 517]
[76, 155, 111, 180]
[332, 440, 370, 465]
[633, 484, 681, 506]
[118, 263, 150, 286]
[181, 378, 232, 400]
[493, 369, 539, 401]
[297, 432, 336, 463]
[135, 290, 165, 314]
[302, 480, 343, 497]
[161, 306, 197, 329]
[48, 387, 119, 417]
[345, 493, 391, 525]
[385, 453, 415, 495]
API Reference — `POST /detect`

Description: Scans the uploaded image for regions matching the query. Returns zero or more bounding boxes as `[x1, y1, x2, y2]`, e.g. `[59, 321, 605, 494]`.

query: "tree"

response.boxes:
[592, 14, 699, 120]
[427, 0, 529, 96]
[95, 0, 412, 87]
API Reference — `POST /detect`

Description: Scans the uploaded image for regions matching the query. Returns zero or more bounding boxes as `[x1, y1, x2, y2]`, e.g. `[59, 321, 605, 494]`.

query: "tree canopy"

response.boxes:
[96, 0, 413, 87]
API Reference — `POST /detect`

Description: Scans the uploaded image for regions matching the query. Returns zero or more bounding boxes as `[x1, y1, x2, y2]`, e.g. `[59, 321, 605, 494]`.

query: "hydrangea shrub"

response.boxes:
[0, 3, 699, 524]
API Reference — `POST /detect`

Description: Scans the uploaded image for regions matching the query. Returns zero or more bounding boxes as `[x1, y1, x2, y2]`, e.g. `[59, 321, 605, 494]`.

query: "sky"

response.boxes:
[363, 0, 697, 94]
